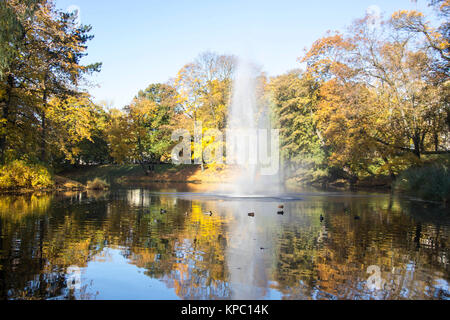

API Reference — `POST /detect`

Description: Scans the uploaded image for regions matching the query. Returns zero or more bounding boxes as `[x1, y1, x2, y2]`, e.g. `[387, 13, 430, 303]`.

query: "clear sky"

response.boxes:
[54, 0, 430, 108]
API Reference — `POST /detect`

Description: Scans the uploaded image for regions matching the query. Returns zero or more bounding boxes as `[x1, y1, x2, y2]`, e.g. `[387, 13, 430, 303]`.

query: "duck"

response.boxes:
[354, 215, 361, 220]
[160, 209, 167, 214]
[277, 211, 284, 215]
[204, 211, 213, 216]
[248, 212, 255, 217]
[320, 214, 324, 222]
[278, 205, 284, 209]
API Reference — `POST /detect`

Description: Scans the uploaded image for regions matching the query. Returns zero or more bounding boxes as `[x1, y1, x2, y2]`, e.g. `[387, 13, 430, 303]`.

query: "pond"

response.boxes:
[0, 186, 448, 300]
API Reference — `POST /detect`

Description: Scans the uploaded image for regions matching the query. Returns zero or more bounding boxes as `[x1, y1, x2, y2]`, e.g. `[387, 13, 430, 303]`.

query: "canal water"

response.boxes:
[0, 187, 448, 300]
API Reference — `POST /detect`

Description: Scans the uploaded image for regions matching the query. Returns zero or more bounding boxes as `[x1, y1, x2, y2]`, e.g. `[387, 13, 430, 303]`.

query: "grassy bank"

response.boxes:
[60, 164, 144, 185]
[394, 164, 450, 204]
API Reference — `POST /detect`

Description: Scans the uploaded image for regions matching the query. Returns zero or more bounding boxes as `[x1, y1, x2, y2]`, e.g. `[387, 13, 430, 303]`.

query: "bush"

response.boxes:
[86, 177, 109, 190]
[0, 160, 54, 190]
[395, 164, 450, 203]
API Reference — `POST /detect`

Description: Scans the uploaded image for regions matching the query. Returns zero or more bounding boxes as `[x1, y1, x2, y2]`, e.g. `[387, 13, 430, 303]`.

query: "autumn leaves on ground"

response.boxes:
[0, 0, 449, 202]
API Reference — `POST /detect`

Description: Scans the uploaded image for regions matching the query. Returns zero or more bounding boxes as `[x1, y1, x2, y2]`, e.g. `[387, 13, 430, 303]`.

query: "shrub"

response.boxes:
[0, 160, 54, 190]
[395, 164, 450, 203]
[86, 177, 109, 190]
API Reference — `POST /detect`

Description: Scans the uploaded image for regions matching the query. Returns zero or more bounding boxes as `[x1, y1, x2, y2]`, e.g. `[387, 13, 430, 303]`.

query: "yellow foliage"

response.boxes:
[0, 160, 53, 189]
[86, 177, 109, 190]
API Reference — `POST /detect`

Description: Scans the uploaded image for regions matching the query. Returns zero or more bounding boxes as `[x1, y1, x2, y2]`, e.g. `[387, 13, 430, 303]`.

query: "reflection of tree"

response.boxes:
[127, 199, 233, 299]
[0, 191, 448, 300]
[272, 198, 450, 300]
[0, 190, 233, 299]
[0, 193, 52, 220]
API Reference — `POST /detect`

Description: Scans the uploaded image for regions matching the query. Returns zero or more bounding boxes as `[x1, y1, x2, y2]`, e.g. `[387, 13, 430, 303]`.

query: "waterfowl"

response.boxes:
[204, 211, 213, 216]
[320, 214, 324, 222]
[160, 209, 167, 214]
[248, 212, 255, 217]
[277, 211, 284, 215]
[278, 205, 284, 209]
[354, 216, 360, 220]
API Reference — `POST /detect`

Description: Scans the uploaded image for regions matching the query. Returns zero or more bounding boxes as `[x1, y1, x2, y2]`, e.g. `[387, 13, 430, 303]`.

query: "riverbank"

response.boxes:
[2, 164, 448, 204]
[0, 175, 85, 195]
[60, 164, 234, 186]
[1, 164, 393, 194]
[59, 164, 393, 191]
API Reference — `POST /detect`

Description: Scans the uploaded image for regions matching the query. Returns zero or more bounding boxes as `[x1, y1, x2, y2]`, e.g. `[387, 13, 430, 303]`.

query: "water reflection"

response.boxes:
[0, 189, 448, 300]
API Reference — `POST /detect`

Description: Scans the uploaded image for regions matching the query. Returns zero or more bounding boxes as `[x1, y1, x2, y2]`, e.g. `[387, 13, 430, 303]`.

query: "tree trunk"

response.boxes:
[0, 74, 14, 164]
[412, 135, 421, 159]
[382, 156, 396, 181]
[41, 110, 47, 162]
[40, 88, 48, 162]
[434, 131, 439, 152]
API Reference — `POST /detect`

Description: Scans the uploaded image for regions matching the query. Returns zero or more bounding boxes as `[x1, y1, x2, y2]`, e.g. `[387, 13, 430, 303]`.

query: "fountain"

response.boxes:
[225, 58, 281, 196]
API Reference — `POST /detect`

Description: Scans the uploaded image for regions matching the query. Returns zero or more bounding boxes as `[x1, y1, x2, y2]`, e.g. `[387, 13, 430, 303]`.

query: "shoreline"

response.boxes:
[0, 180, 446, 206]
[3, 165, 445, 205]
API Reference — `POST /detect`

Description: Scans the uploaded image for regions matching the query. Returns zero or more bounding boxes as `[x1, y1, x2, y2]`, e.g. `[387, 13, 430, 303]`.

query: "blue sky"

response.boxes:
[54, 0, 430, 108]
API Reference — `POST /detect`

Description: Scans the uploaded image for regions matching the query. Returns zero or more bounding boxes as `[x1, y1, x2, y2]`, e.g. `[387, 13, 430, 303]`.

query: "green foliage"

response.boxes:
[74, 135, 112, 166]
[395, 164, 450, 203]
[270, 70, 329, 185]
[0, 0, 101, 165]
[0, 160, 53, 189]
[106, 83, 180, 168]
[86, 177, 109, 190]
[175, 51, 235, 128]
[0, 0, 41, 77]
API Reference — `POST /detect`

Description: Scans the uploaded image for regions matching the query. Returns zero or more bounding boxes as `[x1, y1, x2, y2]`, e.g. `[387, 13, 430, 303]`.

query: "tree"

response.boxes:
[46, 94, 105, 165]
[0, 0, 41, 77]
[270, 70, 328, 184]
[30, 2, 101, 161]
[106, 83, 180, 173]
[397, 1, 449, 80]
[129, 84, 178, 171]
[0, 0, 101, 164]
[174, 51, 236, 129]
[301, 9, 449, 179]
[105, 108, 134, 165]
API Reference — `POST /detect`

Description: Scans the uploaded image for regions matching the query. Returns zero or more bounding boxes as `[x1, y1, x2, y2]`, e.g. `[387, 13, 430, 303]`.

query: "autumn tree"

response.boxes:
[0, 0, 41, 76]
[0, 0, 101, 165]
[106, 83, 180, 173]
[30, 1, 101, 161]
[105, 108, 133, 165]
[47, 94, 106, 164]
[174, 51, 236, 129]
[270, 70, 329, 184]
[301, 8, 449, 179]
